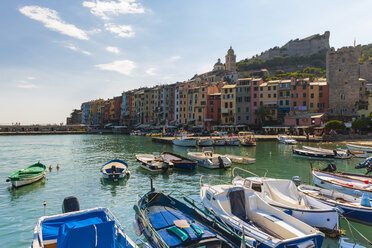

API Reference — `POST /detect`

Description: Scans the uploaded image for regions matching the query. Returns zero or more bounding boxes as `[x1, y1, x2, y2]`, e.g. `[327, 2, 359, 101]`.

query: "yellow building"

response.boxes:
[179, 87, 189, 125]
[259, 82, 279, 122]
[143, 88, 154, 124]
[221, 84, 236, 125]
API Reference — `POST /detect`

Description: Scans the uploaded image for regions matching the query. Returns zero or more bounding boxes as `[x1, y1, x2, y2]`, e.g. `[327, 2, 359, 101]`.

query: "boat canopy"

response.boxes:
[262, 180, 301, 208]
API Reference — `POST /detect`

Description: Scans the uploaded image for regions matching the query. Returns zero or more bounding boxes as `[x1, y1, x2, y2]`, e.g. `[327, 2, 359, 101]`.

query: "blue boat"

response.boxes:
[32, 197, 138, 248]
[161, 152, 197, 170]
[101, 159, 130, 181]
[134, 189, 252, 248]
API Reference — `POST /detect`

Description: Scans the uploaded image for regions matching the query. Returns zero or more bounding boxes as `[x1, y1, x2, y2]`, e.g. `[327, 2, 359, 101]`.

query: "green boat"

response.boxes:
[7, 162, 47, 188]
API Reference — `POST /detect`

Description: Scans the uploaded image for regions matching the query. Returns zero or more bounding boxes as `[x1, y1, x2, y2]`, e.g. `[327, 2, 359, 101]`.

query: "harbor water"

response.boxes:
[0, 135, 371, 247]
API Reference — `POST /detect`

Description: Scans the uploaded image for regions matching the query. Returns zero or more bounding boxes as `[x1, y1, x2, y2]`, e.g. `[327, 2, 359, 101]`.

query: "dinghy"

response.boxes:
[232, 176, 341, 234]
[31, 196, 138, 248]
[161, 152, 197, 170]
[346, 143, 372, 153]
[277, 135, 297, 145]
[7, 162, 47, 188]
[100, 159, 130, 181]
[298, 184, 372, 226]
[136, 153, 173, 172]
[198, 138, 214, 146]
[200, 184, 324, 248]
[292, 148, 335, 160]
[302, 146, 352, 159]
[312, 168, 372, 198]
[187, 147, 231, 169]
[173, 132, 198, 147]
[134, 190, 249, 248]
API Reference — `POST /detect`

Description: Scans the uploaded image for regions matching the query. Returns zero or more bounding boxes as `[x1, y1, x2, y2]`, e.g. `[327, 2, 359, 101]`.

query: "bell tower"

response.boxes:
[225, 46, 236, 72]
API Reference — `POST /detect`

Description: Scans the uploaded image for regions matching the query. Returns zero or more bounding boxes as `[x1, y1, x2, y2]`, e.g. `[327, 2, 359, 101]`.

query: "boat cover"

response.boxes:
[262, 180, 302, 208]
[57, 219, 115, 248]
[228, 187, 246, 220]
[41, 210, 108, 241]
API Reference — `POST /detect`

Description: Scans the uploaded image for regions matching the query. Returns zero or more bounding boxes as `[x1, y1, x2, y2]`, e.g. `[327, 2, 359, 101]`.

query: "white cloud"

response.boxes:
[82, 0, 145, 20]
[16, 81, 38, 89]
[95, 60, 136, 75]
[86, 28, 102, 35]
[19, 6, 89, 40]
[105, 23, 134, 38]
[145, 67, 157, 76]
[169, 55, 181, 62]
[65, 43, 92, 55]
[106, 46, 120, 54]
[27, 76, 35, 80]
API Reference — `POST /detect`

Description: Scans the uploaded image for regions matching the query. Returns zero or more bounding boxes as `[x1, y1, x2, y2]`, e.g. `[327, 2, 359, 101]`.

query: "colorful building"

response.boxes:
[259, 81, 279, 123]
[221, 84, 236, 125]
[206, 93, 221, 130]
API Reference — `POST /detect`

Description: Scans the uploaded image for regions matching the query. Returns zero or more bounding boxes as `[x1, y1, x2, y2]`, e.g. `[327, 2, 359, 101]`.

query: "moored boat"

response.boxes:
[100, 159, 130, 181]
[136, 153, 173, 172]
[187, 147, 231, 169]
[346, 143, 372, 153]
[312, 168, 372, 198]
[238, 132, 256, 146]
[302, 146, 352, 159]
[277, 135, 297, 145]
[31, 196, 138, 248]
[134, 190, 249, 248]
[213, 138, 226, 146]
[292, 148, 335, 160]
[7, 162, 47, 188]
[161, 152, 197, 170]
[298, 184, 372, 226]
[225, 136, 240, 146]
[197, 138, 214, 146]
[200, 184, 324, 248]
[232, 176, 341, 234]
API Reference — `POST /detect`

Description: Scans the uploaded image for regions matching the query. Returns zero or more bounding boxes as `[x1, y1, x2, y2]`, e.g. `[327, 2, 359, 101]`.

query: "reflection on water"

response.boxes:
[7, 178, 46, 201]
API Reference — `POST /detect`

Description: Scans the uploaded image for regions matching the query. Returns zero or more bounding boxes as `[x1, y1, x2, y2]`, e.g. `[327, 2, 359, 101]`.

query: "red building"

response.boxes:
[167, 84, 176, 123]
[205, 93, 221, 130]
[104, 101, 110, 123]
[113, 96, 122, 124]
[291, 79, 309, 112]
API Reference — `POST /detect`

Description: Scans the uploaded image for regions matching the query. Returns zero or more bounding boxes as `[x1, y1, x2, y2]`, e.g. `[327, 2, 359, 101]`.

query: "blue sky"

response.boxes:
[1, 0, 372, 124]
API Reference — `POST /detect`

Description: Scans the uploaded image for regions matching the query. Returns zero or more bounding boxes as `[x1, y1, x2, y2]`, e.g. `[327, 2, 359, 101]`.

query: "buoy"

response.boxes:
[43, 201, 46, 216]
[49, 165, 52, 171]
[228, 168, 232, 171]
[56, 164, 60, 170]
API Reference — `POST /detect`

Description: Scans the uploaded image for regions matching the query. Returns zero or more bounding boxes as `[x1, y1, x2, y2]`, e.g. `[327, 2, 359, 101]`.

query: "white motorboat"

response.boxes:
[233, 176, 341, 234]
[135, 153, 172, 172]
[277, 135, 298, 145]
[302, 146, 352, 159]
[200, 184, 324, 248]
[213, 138, 226, 146]
[346, 143, 372, 153]
[197, 138, 214, 146]
[225, 136, 240, 146]
[172, 132, 198, 147]
[187, 147, 231, 169]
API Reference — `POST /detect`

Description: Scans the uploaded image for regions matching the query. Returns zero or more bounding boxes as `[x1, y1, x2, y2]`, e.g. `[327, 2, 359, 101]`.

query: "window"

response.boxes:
[198, 116, 201, 121]
[254, 102, 257, 106]
[254, 93, 257, 98]
[293, 101, 297, 107]
[260, 87, 263, 91]
[238, 116, 241, 121]
[198, 108, 202, 113]
[293, 86, 296, 90]
[303, 93, 306, 98]
[230, 102, 232, 108]
[303, 85, 306, 90]
[218, 108, 221, 112]
[273, 86, 276, 90]
[260, 93, 263, 98]
[274, 94, 276, 98]
[303, 101, 306, 106]
[246, 107, 249, 112]
[311, 93, 314, 98]
[260, 102, 263, 106]
[279, 92, 283, 97]
[237, 107, 240, 113]
[286, 100, 289, 105]
[268, 94, 271, 98]
[268, 86, 271, 90]
[319, 93, 323, 98]
[254, 87, 258, 91]
[280, 100, 283, 106]
[225, 103, 228, 108]
[310, 103, 313, 108]
[286, 91, 290, 96]
[319, 86, 323, 90]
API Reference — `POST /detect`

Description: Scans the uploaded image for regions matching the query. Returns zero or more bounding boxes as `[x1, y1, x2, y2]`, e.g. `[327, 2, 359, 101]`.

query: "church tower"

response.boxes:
[225, 46, 236, 72]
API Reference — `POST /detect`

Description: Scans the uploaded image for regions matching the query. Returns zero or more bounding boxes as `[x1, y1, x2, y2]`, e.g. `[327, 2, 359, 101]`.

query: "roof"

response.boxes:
[309, 82, 327, 86]
[285, 113, 325, 119]
[222, 84, 236, 89]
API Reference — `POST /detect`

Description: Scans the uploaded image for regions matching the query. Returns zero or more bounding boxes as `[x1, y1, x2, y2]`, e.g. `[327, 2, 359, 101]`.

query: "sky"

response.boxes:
[1, 0, 372, 125]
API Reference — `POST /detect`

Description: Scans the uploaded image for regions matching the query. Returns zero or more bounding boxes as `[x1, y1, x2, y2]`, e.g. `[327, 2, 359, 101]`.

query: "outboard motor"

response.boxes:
[321, 163, 337, 172]
[366, 165, 372, 175]
[356, 157, 372, 169]
[111, 165, 117, 173]
[218, 156, 225, 169]
[62, 196, 80, 213]
[292, 176, 302, 186]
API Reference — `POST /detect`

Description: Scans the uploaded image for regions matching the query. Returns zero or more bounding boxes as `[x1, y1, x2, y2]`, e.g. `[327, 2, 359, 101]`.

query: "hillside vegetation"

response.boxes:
[359, 44, 372, 64]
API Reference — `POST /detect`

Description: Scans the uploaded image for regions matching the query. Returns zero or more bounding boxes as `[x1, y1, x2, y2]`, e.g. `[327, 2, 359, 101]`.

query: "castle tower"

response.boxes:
[326, 46, 360, 119]
[225, 46, 236, 72]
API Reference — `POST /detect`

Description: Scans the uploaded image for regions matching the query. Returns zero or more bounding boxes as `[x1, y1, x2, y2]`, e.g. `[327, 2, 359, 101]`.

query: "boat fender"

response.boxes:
[361, 193, 371, 207]
[62, 196, 80, 213]
[133, 219, 142, 236]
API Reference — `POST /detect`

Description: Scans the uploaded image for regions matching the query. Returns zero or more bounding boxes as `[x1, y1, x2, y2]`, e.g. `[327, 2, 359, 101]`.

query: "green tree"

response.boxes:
[324, 120, 345, 131]
[255, 106, 271, 127]
[352, 118, 371, 131]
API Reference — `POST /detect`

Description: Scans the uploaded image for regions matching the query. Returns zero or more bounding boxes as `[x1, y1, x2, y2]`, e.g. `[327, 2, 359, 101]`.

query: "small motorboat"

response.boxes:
[100, 159, 130, 181]
[292, 148, 335, 160]
[298, 184, 372, 226]
[213, 138, 226, 146]
[173, 138, 198, 147]
[187, 147, 231, 169]
[225, 136, 240, 146]
[238, 132, 256, 146]
[31, 196, 138, 248]
[342, 149, 367, 158]
[161, 152, 197, 170]
[200, 184, 324, 248]
[197, 138, 214, 146]
[232, 176, 341, 234]
[302, 146, 352, 159]
[356, 156, 372, 169]
[312, 168, 372, 198]
[134, 189, 247, 248]
[7, 162, 47, 188]
[277, 135, 297, 145]
[346, 143, 372, 153]
[136, 153, 173, 172]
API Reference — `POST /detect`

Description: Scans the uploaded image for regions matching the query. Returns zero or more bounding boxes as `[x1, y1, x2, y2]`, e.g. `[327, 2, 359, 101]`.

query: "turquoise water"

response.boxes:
[0, 135, 371, 247]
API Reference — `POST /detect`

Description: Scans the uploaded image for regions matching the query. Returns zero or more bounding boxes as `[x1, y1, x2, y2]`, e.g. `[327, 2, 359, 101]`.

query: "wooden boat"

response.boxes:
[312, 169, 372, 198]
[239, 132, 256, 146]
[161, 152, 197, 170]
[7, 162, 47, 188]
[292, 148, 335, 160]
[277, 135, 298, 145]
[200, 184, 324, 248]
[187, 147, 231, 169]
[298, 184, 372, 226]
[100, 159, 130, 181]
[134, 190, 248, 248]
[197, 138, 214, 146]
[232, 176, 341, 234]
[346, 143, 372, 153]
[341, 149, 367, 158]
[302, 146, 352, 159]
[32, 196, 137, 248]
[136, 153, 173, 172]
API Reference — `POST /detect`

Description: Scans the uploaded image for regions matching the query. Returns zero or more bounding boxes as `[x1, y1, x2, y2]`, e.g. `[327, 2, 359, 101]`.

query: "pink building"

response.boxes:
[250, 78, 263, 124]
[284, 113, 326, 126]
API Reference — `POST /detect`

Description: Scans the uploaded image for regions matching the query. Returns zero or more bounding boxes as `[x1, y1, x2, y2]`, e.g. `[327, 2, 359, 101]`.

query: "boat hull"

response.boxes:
[213, 139, 226, 146]
[293, 149, 335, 160]
[172, 139, 197, 147]
[187, 153, 231, 169]
[11, 173, 45, 188]
[198, 139, 214, 146]
[347, 143, 372, 152]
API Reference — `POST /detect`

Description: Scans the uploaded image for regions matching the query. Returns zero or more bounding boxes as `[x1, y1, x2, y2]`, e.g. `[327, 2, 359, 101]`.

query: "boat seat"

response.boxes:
[43, 239, 57, 248]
